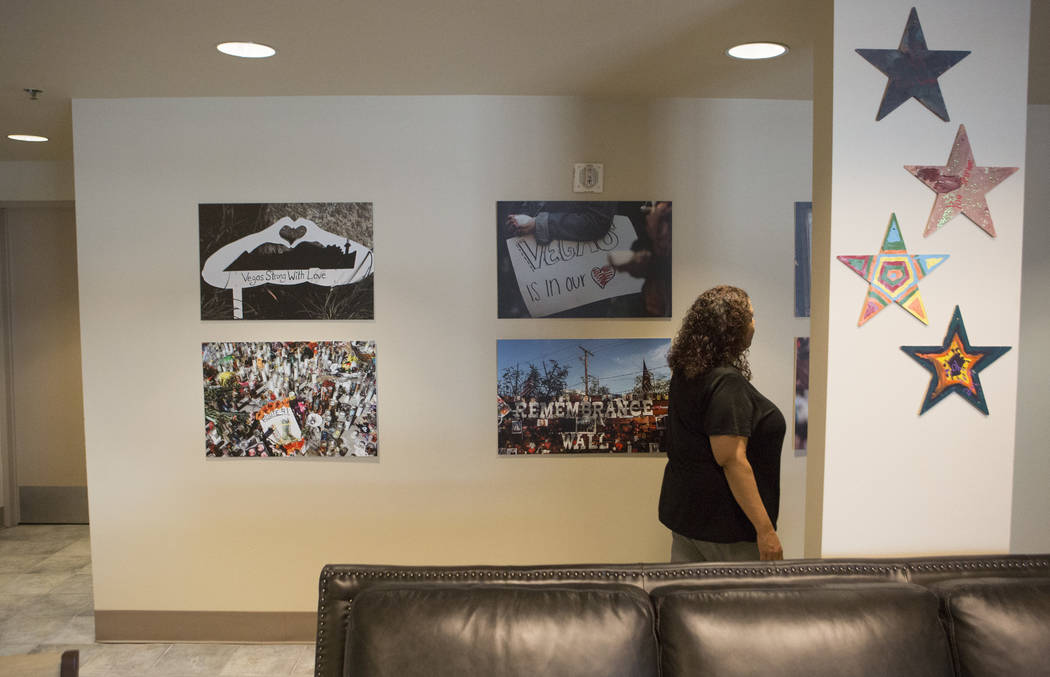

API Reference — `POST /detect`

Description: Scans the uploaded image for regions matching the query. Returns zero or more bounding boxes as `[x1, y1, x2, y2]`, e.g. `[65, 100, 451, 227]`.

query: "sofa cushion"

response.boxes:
[343, 583, 658, 677]
[653, 582, 953, 677]
[930, 576, 1050, 677]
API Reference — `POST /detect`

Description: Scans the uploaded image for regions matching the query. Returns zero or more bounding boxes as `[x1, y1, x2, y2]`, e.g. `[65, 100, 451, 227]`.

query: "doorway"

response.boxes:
[0, 202, 88, 525]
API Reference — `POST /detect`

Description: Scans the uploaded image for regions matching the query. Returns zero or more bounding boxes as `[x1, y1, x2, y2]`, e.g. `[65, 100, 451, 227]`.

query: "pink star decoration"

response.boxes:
[905, 124, 1018, 238]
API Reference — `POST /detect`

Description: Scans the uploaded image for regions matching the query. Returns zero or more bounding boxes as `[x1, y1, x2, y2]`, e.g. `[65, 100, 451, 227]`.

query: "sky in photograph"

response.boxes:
[497, 338, 670, 394]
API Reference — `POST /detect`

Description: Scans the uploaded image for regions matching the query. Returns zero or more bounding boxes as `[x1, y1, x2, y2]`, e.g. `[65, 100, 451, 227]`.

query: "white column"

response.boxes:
[811, 0, 1030, 555]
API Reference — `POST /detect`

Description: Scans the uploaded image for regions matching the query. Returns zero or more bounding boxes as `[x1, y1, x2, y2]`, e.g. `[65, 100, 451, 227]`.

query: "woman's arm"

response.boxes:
[709, 434, 783, 560]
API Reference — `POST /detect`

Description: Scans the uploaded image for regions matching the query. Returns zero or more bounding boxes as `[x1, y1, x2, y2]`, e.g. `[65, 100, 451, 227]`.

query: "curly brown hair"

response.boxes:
[667, 285, 753, 381]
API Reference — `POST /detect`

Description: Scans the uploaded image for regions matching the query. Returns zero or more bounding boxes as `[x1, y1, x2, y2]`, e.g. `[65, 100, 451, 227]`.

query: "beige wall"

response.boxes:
[0, 160, 75, 518]
[0, 209, 7, 514]
[72, 95, 812, 613]
[1012, 104, 1050, 552]
[4, 204, 87, 489]
[0, 161, 75, 202]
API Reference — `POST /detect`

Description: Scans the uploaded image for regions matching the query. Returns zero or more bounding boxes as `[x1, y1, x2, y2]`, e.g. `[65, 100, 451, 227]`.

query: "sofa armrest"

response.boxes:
[0, 649, 79, 676]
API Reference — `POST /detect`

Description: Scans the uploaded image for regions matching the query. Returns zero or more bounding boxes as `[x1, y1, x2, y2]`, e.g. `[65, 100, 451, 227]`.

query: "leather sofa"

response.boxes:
[314, 554, 1050, 677]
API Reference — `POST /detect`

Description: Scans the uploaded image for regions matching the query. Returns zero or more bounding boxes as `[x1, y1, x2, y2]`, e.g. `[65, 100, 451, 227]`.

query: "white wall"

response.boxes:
[72, 95, 811, 612]
[822, 0, 1029, 555]
[1012, 104, 1050, 552]
[0, 161, 74, 202]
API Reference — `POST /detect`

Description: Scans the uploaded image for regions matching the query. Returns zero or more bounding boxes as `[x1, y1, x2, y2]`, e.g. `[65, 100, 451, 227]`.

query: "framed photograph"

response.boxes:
[497, 338, 671, 455]
[200, 202, 374, 320]
[203, 341, 377, 458]
[794, 201, 812, 318]
[497, 201, 671, 318]
[794, 337, 809, 456]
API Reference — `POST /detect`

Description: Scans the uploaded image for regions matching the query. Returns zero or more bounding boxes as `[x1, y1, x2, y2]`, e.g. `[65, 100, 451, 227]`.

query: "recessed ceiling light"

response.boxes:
[217, 41, 276, 59]
[7, 134, 48, 143]
[726, 42, 789, 60]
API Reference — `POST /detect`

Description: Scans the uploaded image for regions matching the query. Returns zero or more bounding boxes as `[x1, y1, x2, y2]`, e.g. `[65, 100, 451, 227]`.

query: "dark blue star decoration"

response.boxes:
[901, 306, 1011, 415]
[856, 7, 970, 121]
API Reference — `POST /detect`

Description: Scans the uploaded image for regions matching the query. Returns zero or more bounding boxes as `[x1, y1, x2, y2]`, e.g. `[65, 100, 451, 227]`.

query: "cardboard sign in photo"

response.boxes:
[496, 201, 671, 318]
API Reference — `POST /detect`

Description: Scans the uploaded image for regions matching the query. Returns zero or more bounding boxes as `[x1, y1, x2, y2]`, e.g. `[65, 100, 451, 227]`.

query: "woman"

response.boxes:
[658, 286, 786, 561]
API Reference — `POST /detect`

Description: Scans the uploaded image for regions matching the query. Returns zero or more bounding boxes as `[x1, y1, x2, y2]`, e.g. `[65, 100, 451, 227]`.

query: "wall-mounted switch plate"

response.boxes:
[573, 163, 604, 193]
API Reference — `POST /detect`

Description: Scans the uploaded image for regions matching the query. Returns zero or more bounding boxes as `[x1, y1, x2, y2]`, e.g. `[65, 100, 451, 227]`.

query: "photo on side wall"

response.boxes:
[795, 201, 812, 318]
[794, 337, 810, 456]
[497, 201, 672, 318]
[497, 338, 671, 455]
[200, 202, 374, 320]
[203, 341, 378, 458]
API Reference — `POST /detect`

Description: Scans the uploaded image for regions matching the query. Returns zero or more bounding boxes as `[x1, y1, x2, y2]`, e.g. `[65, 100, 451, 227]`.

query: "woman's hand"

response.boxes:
[757, 528, 783, 561]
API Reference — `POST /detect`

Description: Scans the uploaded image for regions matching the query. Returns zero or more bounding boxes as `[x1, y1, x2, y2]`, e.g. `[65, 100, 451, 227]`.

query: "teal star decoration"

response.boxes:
[901, 306, 1011, 415]
[856, 7, 970, 121]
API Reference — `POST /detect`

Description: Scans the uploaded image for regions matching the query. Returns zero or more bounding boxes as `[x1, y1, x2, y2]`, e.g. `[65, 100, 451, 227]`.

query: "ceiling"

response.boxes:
[2, 0, 1046, 162]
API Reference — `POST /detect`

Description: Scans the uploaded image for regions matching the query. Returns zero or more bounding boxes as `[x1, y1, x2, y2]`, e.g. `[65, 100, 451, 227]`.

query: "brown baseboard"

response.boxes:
[19, 485, 89, 523]
[94, 610, 316, 643]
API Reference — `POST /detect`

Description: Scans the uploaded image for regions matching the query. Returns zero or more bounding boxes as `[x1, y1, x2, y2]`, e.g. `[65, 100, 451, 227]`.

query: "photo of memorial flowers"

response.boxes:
[203, 340, 377, 458]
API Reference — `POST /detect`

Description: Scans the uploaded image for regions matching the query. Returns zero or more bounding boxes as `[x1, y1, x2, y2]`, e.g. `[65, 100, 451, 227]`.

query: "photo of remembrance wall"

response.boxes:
[498, 338, 671, 455]
[203, 341, 378, 458]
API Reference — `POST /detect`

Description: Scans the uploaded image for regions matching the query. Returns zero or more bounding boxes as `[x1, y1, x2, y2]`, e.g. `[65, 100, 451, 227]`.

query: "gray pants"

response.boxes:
[670, 531, 760, 562]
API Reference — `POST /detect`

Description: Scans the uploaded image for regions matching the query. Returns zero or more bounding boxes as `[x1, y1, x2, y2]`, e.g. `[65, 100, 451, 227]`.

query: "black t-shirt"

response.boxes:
[658, 367, 786, 543]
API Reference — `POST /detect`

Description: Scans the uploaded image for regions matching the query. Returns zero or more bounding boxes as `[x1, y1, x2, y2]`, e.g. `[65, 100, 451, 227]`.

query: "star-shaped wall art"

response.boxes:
[856, 7, 970, 121]
[838, 214, 948, 326]
[901, 306, 1011, 415]
[905, 124, 1019, 238]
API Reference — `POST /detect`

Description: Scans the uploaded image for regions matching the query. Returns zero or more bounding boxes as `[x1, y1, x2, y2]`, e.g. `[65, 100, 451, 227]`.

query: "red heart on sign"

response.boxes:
[591, 265, 615, 289]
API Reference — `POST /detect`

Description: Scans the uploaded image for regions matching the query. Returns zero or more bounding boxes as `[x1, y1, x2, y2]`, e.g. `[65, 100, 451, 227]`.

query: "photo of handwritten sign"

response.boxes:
[497, 201, 672, 318]
[199, 203, 374, 320]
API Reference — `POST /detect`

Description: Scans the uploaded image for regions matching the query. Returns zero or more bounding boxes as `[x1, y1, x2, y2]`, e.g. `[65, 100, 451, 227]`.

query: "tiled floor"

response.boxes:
[0, 525, 315, 676]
